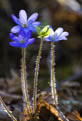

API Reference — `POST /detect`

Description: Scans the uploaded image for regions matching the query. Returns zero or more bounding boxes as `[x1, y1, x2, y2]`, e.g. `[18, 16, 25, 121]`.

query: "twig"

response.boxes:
[0, 90, 22, 100]
[0, 96, 17, 121]
[56, 106, 69, 121]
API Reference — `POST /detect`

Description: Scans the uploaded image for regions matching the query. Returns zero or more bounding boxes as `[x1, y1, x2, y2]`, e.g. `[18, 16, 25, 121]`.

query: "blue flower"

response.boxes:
[9, 30, 35, 48]
[11, 10, 40, 33]
[45, 27, 69, 42]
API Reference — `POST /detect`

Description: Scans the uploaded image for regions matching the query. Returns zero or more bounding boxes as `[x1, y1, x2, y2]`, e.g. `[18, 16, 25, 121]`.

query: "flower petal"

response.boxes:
[44, 36, 52, 41]
[28, 13, 38, 24]
[32, 21, 40, 26]
[26, 38, 35, 45]
[28, 25, 36, 32]
[62, 37, 67, 40]
[60, 32, 69, 38]
[54, 27, 64, 39]
[19, 10, 27, 25]
[18, 29, 32, 40]
[19, 43, 27, 48]
[50, 28, 55, 36]
[9, 41, 19, 47]
[22, 27, 30, 33]
[9, 33, 19, 41]
[17, 38, 35, 48]
[26, 30, 32, 39]
[11, 14, 20, 25]
[44, 27, 69, 42]
[11, 26, 21, 33]
[60, 36, 67, 40]
[55, 36, 67, 42]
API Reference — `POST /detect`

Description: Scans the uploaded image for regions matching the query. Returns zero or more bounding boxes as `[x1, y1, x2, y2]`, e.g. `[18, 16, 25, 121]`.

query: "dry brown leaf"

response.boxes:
[38, 99, 68, 121]
[19, 108, 32, 121]
[75, 112, 82, 121]
[67, 111, 82, 121]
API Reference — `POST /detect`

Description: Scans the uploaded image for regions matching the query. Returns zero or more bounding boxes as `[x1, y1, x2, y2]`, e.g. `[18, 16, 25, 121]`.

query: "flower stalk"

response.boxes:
[21, 48, 32, 115]
[51, 42, 58, 105]
[33, 38, 44, 113]
[0, 96, 17, 121]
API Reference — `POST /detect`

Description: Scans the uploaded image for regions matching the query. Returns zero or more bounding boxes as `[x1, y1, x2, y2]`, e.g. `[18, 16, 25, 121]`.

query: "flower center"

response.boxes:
[23, 24, 27, 27]
[20, 40, 25, 43]
[52, 35, 55, 41]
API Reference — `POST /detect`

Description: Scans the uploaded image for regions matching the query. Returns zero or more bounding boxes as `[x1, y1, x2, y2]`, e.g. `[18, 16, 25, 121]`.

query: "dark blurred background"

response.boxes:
[0, 0, 82, 91]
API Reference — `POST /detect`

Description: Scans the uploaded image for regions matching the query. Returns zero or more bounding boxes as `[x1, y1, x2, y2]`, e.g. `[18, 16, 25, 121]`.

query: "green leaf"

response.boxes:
[36, 27, 41, 34]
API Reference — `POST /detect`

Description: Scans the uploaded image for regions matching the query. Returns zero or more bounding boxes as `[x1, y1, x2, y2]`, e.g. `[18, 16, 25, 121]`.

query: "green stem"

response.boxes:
[51, 42, 58, 105]
[33, 38, 44, 113]
[21, 48, 32, 115]
[0, 96, 17, 121]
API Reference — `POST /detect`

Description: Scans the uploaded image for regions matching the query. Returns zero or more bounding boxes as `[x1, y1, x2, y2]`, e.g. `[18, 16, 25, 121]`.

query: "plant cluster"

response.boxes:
[0, 10, 69, 121]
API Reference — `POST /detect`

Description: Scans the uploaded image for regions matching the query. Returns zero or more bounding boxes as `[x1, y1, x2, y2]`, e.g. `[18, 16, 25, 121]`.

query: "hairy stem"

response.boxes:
[0, 96, 17, 121]
[51, 43, 69, 121]
[21, 48, 32, 115]
[33, 38, 44, 113]
[51, 42, 58, 105]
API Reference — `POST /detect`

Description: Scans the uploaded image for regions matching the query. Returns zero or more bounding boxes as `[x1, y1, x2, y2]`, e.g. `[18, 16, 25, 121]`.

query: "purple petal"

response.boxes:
[20, 30, 32, 39]
[26, 31, 32, 39]
[18, 30, 26, 40]
[62, 37, 67, 40]
[32, 21, 40, 26]
[19, 43, 27, 48]
[19, 10, 27, 25]
[23, 27, 30, 33]
[10, 41, 19, 47]
[18, 29, 32, 40]
[60, 37, 67, 40]
[55, 36, 67, 41]
[28, 25, 36, 32]
[11, 14, 20, 25]
[9, 33, 19, 41]
[60, 32, 69, 38]
[28, 13, 38, 24]
[26, 38, 35, 45]
[45, 36, 52, 41]
[50, 28, 55, 36]
[11, 26, 21, 33]
[54, 27, 64, 39]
